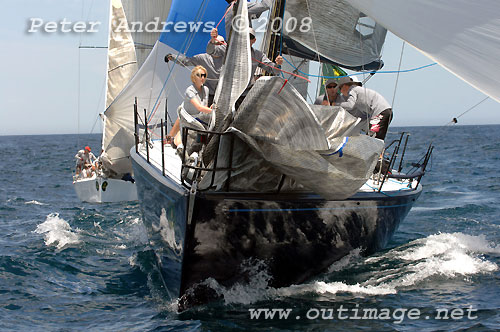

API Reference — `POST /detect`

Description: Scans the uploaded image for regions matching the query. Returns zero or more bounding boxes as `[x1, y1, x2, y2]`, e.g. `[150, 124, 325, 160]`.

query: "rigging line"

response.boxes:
[286, 56, 314, 102]
[422, 96, 491, 146]
[454, 96, 490, 120]
[167, 61, 193, 97]
[253, 57, 310, 82]
[76, 0, 86, 147]
[391, 41, 405, 109]
[281, 57, 437, 79]
[89, 114, 101, 135]
[303, 0, 322, 68]
[216, 1, 235, 29]
[356, 27, 370, 133]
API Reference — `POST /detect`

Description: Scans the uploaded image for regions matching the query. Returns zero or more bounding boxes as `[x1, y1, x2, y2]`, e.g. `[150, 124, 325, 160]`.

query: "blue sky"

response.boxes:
[1, 0, 499, 136]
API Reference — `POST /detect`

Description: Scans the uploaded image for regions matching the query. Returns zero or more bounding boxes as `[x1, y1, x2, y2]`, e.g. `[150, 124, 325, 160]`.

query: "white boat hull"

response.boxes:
[73, 176, 138, 203]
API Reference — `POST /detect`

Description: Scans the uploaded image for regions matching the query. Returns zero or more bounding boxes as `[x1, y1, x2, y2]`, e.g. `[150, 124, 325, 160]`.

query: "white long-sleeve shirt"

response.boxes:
[75, 150, 96, 165]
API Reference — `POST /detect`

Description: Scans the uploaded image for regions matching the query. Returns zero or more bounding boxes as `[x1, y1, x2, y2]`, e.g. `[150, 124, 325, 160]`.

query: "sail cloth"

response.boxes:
[212, 0, 252, 119]
[103, 42, 177, 175]
[282, 0, 387, 69]
[200, 77, 383, 200]
[349, 0, 500, 103]
[105, 0, 138, 109]
[101, 0, 138, 175]
[159, 0, 228, 57]
[232, 77, 329, 150]
[121, 0, 173, 68]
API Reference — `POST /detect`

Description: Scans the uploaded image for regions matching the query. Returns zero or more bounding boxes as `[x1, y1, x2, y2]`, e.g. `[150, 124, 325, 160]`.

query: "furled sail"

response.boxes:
[282, 0, 387, 70]
[349, 0, 500, 103]
[212, 0, 252, 118]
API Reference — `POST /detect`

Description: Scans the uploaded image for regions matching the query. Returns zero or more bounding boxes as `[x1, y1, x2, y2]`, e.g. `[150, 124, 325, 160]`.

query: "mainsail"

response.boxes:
[281, 0, 387, 70]
[349, 0, 500, 103]
[104, 0, 138, 110]
[121, 0, 172, 67]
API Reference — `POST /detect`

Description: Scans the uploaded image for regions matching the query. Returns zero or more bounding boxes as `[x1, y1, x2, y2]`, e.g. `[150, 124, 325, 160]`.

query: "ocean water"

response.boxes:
[1, 125, 499, 331]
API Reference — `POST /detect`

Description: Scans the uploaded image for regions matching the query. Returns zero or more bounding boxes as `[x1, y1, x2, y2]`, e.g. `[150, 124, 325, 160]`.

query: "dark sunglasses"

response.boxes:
[196, 73, 207, 78]
[326, 85, 337, 89]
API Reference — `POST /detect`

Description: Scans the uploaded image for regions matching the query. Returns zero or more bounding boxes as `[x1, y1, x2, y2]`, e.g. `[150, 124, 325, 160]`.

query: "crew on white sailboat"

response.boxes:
[335, 76, 393, 140]
[74, 146, 96, 178]
[170, 66, 213, 148]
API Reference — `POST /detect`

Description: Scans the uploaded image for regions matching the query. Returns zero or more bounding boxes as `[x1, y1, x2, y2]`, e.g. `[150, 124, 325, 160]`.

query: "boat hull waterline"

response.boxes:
[131, 150, 421, 307]
[73, 176, 138, 203]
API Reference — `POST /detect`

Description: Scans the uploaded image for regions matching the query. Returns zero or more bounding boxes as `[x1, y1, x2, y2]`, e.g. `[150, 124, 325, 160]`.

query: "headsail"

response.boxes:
[349, 0, 500, 103]
[159, 0, 227, 57]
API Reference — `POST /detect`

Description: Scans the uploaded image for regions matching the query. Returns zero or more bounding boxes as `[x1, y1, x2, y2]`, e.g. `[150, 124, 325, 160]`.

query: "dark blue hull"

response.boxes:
[131, 152, 421, 307]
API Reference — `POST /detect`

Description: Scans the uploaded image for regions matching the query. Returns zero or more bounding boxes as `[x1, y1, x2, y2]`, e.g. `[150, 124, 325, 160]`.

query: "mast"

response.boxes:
[265, 0, 285, 67]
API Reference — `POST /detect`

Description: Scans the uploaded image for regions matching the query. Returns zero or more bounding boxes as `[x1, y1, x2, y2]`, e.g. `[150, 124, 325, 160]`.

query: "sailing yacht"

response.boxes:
[126, 0, 499, 309]
[73, 0, 171, 203]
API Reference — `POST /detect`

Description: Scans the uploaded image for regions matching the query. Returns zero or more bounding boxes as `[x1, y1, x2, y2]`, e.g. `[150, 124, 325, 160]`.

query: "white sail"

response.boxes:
[121, 0, 173, 68]
[349, 0, 500, 103]
[105, 0, 138, 109]
[101, 0, 139, 174]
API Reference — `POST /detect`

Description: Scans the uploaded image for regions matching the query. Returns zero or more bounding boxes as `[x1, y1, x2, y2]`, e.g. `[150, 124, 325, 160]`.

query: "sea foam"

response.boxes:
[202, 233, 499, 304]
[34, 213, 81, 250]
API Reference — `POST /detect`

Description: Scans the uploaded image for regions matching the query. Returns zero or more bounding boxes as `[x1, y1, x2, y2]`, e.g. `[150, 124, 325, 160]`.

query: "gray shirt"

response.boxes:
[182, 84, 210, 117]
[337, 86, 391, 120]
[251, 48, 281, 83]
[173, 53, 223, 95]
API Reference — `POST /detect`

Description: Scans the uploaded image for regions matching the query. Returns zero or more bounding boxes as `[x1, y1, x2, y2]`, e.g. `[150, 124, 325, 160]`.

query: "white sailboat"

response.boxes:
[121, 0, 499, 308]
[73, 0, 172, 203]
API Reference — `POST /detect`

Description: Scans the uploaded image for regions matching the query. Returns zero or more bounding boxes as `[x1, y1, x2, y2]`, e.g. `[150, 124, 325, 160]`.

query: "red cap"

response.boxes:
[85, 146, 91, 151]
